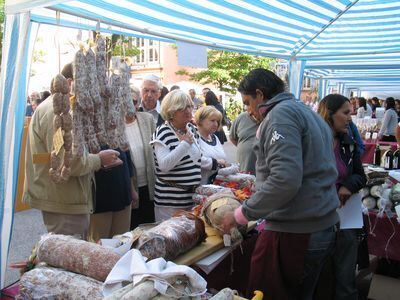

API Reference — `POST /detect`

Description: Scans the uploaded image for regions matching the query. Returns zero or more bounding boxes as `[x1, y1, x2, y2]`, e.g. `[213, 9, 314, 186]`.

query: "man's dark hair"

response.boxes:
[40, 90, 51, 101]
[61, 63, 73, 80]
[238, 68, 285, 100]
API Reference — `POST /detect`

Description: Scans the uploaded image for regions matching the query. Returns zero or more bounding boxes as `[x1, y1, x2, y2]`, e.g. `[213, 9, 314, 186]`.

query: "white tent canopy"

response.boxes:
[1, 0, 400, 287]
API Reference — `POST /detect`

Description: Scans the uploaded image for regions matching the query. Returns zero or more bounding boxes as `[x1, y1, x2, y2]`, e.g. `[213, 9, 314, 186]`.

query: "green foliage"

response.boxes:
[110, 35, 140, 57]
[33, 49, 46, 64]
[111, 44, 140, 57]
[225, 98, 244, 122]
[177, 50, 275, 94]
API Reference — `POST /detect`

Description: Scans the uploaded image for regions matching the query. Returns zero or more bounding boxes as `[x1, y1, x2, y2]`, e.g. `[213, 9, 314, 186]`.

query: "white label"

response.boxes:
[223, 234, 231, 247]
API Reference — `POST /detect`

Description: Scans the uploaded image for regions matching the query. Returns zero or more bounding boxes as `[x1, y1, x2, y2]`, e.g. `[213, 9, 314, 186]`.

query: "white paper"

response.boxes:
[177, 41, 207, 68]
[194, 247, 231, 275]
[337, 193, 363, 229]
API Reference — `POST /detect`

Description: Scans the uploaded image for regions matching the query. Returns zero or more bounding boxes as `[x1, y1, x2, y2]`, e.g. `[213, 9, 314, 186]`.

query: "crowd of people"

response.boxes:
[23, 65, 377, 299]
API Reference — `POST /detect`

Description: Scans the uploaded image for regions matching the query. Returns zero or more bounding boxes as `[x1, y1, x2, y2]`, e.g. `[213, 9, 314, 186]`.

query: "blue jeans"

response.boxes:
[333, 229, 359, 300]
[300, 225, 337, 300]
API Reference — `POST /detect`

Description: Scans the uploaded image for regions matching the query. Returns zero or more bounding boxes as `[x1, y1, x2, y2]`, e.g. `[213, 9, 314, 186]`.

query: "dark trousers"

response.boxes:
[333, 229, 359, 300]
[247, 226, 336, 300]
[130, 186, 155, 230]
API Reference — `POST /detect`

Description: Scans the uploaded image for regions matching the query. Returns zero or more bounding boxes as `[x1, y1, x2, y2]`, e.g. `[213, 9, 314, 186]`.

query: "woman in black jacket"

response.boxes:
[318, 94, 367, 300]
[205, 90, 227, 144]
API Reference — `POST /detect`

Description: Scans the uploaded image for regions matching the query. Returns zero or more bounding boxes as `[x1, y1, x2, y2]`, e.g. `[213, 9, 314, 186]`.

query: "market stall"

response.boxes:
[362, 141, 398, 165]
[5, 168, 259, 299]
[360, 167, 400, 262]
[3, 0, 400, 292]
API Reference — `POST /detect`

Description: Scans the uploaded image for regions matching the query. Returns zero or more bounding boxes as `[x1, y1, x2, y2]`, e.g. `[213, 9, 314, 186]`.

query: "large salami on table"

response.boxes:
[135, 213, 206, 261]
[18, 266, 103, 300]
[36, 234, 120, 281]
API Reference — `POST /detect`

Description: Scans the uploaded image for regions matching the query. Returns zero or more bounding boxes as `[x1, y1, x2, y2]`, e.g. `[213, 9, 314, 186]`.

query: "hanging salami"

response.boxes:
[49, 74, 72, 183]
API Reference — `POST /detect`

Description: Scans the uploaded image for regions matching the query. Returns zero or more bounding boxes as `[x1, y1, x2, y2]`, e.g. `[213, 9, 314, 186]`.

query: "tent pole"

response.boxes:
[292, 0, 360, 57]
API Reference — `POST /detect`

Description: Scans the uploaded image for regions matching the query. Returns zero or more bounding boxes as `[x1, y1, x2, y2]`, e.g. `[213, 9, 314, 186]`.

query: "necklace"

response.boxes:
[201, 133, 212, 142]
[169, 121, 187, 135]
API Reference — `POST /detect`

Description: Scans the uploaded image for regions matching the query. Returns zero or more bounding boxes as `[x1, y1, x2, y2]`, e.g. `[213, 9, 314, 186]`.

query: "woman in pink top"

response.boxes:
[318, 94, 367, 300]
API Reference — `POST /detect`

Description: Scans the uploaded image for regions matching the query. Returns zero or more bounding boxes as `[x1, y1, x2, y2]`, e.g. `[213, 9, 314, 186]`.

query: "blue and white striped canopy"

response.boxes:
[6, 0, 400, 60]
[18, 0, 400, 93]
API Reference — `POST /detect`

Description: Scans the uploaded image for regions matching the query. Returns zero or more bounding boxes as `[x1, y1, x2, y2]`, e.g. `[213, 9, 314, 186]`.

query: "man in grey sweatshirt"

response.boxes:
[222, 69, 339, 299]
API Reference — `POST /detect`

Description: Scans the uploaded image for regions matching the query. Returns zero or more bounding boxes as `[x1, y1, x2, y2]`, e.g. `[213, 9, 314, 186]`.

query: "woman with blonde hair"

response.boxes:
[151, 90, 202, 221]
[195, 106, 228, 184]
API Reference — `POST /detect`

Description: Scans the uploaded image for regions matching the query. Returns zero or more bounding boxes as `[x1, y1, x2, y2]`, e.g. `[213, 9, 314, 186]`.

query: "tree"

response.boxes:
[176, 50, 276, 94]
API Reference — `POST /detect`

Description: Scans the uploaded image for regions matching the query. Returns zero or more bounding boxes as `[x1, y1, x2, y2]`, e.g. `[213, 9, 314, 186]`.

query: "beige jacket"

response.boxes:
[128, 112, 156, 200]
[23, 96, 101, 214]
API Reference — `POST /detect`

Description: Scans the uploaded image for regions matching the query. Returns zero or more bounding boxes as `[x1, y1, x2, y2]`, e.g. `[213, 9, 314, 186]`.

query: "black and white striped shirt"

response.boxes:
[151, 123, 202, 207]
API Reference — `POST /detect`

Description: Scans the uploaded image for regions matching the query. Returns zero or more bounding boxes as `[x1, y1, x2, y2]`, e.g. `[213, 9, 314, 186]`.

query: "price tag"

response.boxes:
[69, 95, 76, 110]
[53, 127, 64, 155]
[372, 132, 378, 141]
[365, 132, 371, 140]
[223, 234, 231, 247]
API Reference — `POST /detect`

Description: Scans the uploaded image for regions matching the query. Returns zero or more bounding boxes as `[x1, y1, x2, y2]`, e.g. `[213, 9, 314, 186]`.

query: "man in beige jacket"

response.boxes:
[24, 64, 120, 239]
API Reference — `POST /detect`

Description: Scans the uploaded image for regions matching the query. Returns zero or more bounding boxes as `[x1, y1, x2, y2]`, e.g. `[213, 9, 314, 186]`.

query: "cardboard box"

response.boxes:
[368, 274, 400, 300]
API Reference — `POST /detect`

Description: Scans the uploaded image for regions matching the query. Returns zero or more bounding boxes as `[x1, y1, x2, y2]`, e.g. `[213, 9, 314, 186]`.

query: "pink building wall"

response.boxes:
[160, 44, 198, 85]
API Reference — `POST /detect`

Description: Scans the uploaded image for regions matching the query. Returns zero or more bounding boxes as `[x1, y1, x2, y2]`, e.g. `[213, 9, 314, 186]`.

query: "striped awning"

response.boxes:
[5, 0, 397, 61]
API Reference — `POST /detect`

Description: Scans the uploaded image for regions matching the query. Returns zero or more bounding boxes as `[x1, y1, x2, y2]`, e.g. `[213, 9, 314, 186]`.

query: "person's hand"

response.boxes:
[338, 186, 352, 207]
[177, 131, 194, 145]
[125, 114, 136, 124]
[131, 189, 139, 209]
[217, 159, 230, 168]
[219, 211, 237, 234]
[99, 149, 123, 169]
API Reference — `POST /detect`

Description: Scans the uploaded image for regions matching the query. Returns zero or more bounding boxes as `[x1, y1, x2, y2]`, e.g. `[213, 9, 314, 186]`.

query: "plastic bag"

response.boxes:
[195, 184, 231, 196]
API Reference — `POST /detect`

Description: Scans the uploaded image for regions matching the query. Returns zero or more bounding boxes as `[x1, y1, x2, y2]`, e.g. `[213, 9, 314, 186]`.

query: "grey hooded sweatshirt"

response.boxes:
[242, 93, 339, 233]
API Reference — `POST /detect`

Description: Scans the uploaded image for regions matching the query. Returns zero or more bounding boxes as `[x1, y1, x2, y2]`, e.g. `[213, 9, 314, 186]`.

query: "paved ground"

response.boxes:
[4, 138, 238, 287]
[5, 209, 46, 286]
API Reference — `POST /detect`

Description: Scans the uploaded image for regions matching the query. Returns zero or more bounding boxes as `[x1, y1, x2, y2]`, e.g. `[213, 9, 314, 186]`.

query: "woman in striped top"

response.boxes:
[151, 90, 202, 221]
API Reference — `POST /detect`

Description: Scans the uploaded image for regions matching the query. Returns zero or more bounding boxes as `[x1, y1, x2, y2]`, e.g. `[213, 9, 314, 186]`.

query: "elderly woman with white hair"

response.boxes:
[151, 90, 202, 221]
